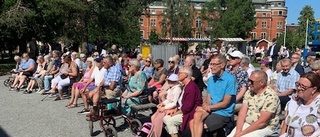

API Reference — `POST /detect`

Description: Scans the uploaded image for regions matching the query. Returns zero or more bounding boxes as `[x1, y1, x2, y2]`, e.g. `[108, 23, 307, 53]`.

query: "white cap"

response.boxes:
[167, 74, 178, 82]
[228, 51, 243, 59]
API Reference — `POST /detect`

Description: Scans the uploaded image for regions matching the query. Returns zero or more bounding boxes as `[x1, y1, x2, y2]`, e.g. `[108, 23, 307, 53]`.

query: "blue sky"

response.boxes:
[286, 0, 320, 24]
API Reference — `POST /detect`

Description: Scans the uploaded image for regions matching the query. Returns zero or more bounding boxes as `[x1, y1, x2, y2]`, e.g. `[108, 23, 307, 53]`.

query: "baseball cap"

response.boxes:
[167, 74, 178, 82]
[228, 51, 243, 59]
[307, 51, 316, 57]
[94, 56, 104, 63]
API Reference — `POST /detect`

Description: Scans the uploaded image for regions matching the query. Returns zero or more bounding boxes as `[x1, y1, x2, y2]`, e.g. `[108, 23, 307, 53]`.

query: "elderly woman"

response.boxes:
[141, 56, 154, 81]
[46, 55, 78, 101]
[149, 74, 182, 137]
[121, 59, 148, 114]
[279, 73, 320, 137]
[66, 57, 95, 108]
[24, 56, 46, 94]
[310, 60, 320, 76]
[147, 59, 167, 103]
[167, 57, 179, 77]
[36, 55, 53, 94]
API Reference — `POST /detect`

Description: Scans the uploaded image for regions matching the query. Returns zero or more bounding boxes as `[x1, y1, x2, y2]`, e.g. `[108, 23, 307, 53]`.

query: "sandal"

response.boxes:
[68, 104, 78, 108]
[65, 102, 73, 107]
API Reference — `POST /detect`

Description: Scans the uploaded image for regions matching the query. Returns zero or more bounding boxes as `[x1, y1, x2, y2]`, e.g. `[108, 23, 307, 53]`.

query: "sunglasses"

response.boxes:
[230, 56, 239, 60]
[248, 79, 260, 85]
[168, 61, 174, 64]
[146, 60, 151, 63]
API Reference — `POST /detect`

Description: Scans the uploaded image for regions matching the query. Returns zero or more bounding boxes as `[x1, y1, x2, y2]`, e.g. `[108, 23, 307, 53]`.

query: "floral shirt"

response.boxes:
[243, 86, 281, 131]
[226, 66, 249, 94]
[284, 94, 320, 137]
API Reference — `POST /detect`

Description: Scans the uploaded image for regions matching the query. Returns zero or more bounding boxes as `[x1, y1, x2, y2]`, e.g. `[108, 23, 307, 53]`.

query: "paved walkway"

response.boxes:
[0, 76, 134, 137]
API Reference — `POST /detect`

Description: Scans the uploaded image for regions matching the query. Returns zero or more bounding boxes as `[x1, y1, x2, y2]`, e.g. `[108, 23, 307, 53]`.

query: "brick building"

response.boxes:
[250, 0, 287, 41]
[140, 0, 288, 42]
[139, 0, 210, 40]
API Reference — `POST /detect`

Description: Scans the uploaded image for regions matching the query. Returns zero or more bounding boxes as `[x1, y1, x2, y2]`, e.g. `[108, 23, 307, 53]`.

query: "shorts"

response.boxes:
[204, 113, 231, 132]
[104, 88, 121, 99]
[22, 71, 33, 77]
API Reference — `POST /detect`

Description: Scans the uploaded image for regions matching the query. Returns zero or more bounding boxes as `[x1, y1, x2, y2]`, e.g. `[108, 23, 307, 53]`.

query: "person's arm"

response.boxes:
[278, 89, 294, 96]
[279, 111, 288, 136]
[67, 62, 78, 77]
[149, 73, 166, 87]
[236, 87, 247, 102]
[236, 72, 249, 102]
[235, 101, 248, 135]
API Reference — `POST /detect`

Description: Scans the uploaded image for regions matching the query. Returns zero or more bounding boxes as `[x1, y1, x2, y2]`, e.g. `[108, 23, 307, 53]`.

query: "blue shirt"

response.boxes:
[277, 68, 300, 93]
[53, 58, 62, 70]
[22, 58, 35, 70]
[142, 66, 154, 79]
[104, 65, 122, 88]
[207, 71, 236, 117]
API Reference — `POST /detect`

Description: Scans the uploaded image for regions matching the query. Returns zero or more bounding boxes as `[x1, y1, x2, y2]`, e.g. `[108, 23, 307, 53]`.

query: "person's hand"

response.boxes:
[63, 71, 68, 75]
[166, 108, 177, 116]
[158, 107, 165, 112]
[202, 104, 211, 112]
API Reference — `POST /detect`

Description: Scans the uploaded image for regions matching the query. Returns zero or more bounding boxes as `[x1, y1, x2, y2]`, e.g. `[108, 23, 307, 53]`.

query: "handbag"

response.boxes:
[60, 74, 68, 79]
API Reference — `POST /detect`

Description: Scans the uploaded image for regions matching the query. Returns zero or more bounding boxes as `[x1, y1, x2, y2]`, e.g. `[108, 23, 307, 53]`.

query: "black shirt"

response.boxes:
[191, 65, 206, 92]
[202, 59, 211, 71]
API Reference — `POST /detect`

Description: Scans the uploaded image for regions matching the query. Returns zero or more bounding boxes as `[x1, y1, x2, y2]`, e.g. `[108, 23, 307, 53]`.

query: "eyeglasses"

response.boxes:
[168, 61, 174, 64]
[209, 62, 221, 66]
[248, 79, 261, 85]
[295, 82, 313, 91]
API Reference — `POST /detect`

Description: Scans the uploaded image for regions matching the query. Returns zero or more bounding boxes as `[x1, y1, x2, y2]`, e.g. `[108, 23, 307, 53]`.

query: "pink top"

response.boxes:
[83, 68, 92, 83]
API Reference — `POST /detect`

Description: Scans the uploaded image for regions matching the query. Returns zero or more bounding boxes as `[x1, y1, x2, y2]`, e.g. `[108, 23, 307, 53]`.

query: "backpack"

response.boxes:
[136, 122, 152, 137]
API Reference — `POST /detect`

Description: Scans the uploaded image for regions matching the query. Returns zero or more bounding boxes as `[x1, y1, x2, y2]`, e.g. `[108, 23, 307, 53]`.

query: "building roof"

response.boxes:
[218, 38, 246, 42]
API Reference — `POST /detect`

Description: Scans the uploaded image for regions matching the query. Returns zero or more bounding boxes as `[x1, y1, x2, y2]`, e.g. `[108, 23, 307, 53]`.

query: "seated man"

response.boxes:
[189, 55, 236, 137]
[42, 50, 61, 93]
[86, 56, 122, 117]
[79, 56, 106, 114]
[227, 70, 281, 137]
[10, 53, 36, 91]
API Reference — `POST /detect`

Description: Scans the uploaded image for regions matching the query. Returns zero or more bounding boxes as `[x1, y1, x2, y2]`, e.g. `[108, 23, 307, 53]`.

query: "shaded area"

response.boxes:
[0, 126, 10, 137]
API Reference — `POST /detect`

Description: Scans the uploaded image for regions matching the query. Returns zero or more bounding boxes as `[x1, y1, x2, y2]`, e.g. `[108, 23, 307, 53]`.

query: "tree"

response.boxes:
[161, 0, 195, 38]
[148, 30, 159, 45]
[202, 0, 256, 39]
[296, 5, 316, 47]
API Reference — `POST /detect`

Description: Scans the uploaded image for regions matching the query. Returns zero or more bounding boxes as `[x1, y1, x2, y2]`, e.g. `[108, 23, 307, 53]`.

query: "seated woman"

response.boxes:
[66, 57, 94, 108]
[46, 55, 78, 101]
[141, 56, 154, 82]
[36, 55, 54, 94]
[280, 73, 320, 137]
[24, 56, 46, 94]
[157, 56, 179, 102]
[9, 53, 36, 91]
[149, 74, 181, 137]
[121, 59, 148, 114]
[147, 59, 167, 103]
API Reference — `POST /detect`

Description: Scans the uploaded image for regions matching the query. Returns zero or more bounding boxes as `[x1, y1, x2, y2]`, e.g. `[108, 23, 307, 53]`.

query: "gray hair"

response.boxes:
[14, 55, 21, 61]
[44, 55, 51, 62]
[241, 56, 250, 67]
[104, 56, 114, 65]
[311, 60, 320, 70]
[129, 59, 141, 70]
[179, 66, 193, 78]
[212, 54, 227, 65]
[251, 70, 268, 85]
[280, 58, 292, 65]
[37, 56, 44, 62]
[186, 55, 195, 65]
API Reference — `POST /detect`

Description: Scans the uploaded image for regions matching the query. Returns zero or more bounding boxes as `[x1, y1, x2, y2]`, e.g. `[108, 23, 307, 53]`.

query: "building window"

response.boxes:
[276, 33, 282, 38]
[251, 32, 257, 40]
[196, 18, 202, 28]
[261, 32, 266, 39]
[151, 10, 156, 15]
[151, 19, 156, 27]
[277, 22, 283, 29]
[279, 11, 283, 15]
[262, 13, 266, 17]
[278, 2, 282, 6]
[261, 21, 267, 28]
[139, 18, 143, 26]
[140, 30, 144, 39]
[195, 31, 201, 38]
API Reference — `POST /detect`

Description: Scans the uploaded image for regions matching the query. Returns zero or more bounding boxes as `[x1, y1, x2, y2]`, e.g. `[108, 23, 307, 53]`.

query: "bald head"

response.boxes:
[251, 70, 268, 85]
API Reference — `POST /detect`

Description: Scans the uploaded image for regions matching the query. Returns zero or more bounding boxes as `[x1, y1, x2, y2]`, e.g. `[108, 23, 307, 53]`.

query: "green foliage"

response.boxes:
[0, 0, 149, 51]
[202, 0, 256, 39]
[297, 5, 315, 47]
[161, 0, 194, 38]
[148, 30, 159, 45]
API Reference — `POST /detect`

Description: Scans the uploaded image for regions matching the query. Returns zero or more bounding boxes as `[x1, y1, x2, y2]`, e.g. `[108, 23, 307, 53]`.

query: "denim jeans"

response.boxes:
[44, 75, 53, 90]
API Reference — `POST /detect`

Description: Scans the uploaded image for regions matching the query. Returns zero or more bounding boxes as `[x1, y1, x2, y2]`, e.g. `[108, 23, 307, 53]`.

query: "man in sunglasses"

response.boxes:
[226, 50, 249, 112]
[227, 70, 281, 137]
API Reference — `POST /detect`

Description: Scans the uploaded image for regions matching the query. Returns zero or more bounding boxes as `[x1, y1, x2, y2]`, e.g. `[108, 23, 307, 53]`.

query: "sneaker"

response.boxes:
[78, 109, 90, 114]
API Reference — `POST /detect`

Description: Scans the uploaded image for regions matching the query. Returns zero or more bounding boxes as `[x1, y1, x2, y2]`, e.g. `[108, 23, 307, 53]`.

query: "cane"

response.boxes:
[41, 93, 50, 101]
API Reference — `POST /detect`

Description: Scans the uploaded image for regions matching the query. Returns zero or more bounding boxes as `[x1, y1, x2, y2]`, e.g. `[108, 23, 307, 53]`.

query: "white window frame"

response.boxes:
[195, 31, 201, 38]
[251, 32, 257, 40]
[277, 22, 283, 29]
[196, 18, 202, 28]
[151, 19, 156, 27]
[139, 18, 144, 26]
[276, 32, 281, 38]
[261, 21, 267, 28]
[261, 32, 266, 39]
[151, 10, 156, 15]
[262, 13, 266, 17]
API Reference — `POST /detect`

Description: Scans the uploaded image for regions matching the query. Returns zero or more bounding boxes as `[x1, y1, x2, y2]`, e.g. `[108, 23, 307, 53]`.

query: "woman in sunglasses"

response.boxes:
[279, 72, 320, 137]
[141, 56, 154, 81]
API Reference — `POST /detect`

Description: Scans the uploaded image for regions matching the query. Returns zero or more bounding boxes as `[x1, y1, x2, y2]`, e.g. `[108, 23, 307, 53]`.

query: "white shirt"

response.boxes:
[265, 69, 273, 82]
[91, 66, 106, 86]
[247, 67, 255, 77]
[249, 64, 255, 70]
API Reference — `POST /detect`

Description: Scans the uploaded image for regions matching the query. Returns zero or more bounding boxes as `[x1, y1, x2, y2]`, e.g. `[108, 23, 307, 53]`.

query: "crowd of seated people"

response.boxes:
[8, 46, 320, 137]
